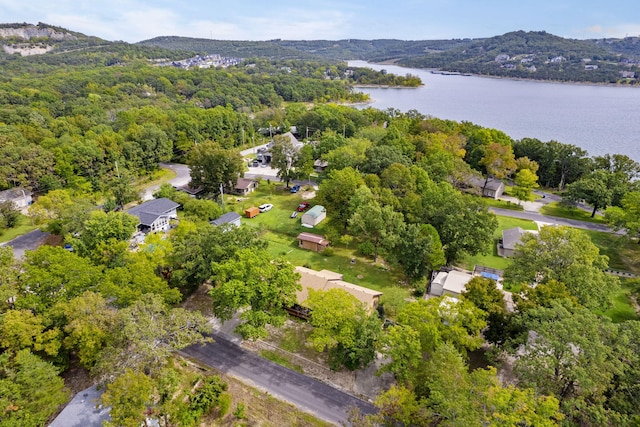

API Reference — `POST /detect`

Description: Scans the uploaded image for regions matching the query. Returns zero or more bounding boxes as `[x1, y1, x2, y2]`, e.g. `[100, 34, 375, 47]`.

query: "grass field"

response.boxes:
[0, 214, 39, 244]
[224, 181, 412, 315]
[580, 230, 640, 274]
[539, 201, 606, 224]
[603, 278, 639, 323]
[461, 215, 539, 271]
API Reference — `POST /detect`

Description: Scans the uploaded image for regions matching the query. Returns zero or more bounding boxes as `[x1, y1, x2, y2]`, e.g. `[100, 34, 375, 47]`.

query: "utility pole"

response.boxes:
[219, 183, 225, 207]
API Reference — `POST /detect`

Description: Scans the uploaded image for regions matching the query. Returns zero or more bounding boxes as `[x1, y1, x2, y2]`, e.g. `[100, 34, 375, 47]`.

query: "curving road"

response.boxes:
[181, 333, 376, 426]
[489, 207, 617, 233]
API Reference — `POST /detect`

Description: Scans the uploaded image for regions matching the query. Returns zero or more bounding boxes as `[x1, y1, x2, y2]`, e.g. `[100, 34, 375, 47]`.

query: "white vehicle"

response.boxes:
[259, 203, 273, 212]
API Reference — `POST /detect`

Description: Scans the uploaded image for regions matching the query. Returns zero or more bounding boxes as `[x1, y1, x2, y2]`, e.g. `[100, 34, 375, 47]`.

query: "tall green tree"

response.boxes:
[187, 141, 244, 196]
[565, 170, 615, 217]
[504, 226, 618, 310]
[605, 191, 640, 239]
[316, 167, 364, 231]
[306, 288, 382, 370]
[210, 249, 300, 340]
[391, 223, 445, 280]
[0, 349, 69, 427]
[270, 134, 300, 187]
[102, 369, 155, 427]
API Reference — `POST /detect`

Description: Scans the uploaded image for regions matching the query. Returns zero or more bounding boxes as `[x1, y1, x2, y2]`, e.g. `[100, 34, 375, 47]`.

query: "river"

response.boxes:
[348, 60, 640, 162]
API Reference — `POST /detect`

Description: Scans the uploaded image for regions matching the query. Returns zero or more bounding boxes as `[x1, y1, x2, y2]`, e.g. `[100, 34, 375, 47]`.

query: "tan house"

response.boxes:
[295, 266, 382, 314]
[297, 232, 329, 252]
[234, 178, 259, 195]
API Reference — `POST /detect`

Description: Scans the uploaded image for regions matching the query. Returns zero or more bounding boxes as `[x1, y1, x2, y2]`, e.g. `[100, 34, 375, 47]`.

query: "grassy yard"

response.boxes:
[460, 215, 539, 271]
[603, 278, 639, 323]
[133, 166, 177, 192]
[580, 230, 640, 274]
[224, 181, 413, 316]
[483, 197, 524, 211]
[0, 214, 39, 244]
[539, 201, 606, 224]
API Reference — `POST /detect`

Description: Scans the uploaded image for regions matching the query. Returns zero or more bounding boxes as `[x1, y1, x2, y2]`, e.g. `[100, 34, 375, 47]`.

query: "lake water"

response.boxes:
[348, 60, 640, 162]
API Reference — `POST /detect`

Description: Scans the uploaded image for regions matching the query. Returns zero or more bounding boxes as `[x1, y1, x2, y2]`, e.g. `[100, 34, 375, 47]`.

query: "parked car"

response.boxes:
[252, 160, 259, 167]
[296, 202, 310, 212]
[259, 203, 273, 212]
[290, 211, 298, 218]
[290, 184, 300, 193]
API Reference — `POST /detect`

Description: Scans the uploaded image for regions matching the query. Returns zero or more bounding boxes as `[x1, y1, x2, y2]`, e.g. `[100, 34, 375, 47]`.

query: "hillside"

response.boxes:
[140, 31, 640, 84]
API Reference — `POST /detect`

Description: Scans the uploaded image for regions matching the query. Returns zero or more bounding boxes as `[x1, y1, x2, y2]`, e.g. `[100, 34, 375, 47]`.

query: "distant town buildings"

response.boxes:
[156, 54, 242, 69]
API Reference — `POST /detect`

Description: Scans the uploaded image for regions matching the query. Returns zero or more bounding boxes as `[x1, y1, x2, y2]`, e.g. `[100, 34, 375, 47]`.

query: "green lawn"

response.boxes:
[225, 181, 412, 316]
[0, 214, 39, 244]
[539, 202, 606, 224]
[460, 215, 539, 271]
[483, 197, 524, 211]
[603, 278, 639, 323]
[580, 230, 640, 274]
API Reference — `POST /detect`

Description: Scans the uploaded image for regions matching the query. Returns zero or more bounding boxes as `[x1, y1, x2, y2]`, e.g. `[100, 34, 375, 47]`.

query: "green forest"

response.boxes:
[1, 22, 640, 427]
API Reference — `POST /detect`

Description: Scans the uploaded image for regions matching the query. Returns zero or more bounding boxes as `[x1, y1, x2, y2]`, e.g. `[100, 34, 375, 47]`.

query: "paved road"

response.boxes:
[141, 163, 191, 201]
[489, 207, 617, 233]
[182, 333, 376, 425]
[1, 229, 50, 259]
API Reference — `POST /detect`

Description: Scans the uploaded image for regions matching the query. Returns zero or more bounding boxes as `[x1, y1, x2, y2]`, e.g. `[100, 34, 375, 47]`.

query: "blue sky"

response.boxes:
[1, 0, 639, 42]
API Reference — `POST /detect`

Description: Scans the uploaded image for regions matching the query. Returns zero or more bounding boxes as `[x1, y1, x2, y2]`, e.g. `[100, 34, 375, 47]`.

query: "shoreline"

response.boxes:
[356, 59, 639, 89]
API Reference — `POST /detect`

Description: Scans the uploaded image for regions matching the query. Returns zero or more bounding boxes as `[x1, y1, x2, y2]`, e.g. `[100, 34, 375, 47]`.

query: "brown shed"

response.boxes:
[245, 206, 259, 218]
[297, 232, 329, 252]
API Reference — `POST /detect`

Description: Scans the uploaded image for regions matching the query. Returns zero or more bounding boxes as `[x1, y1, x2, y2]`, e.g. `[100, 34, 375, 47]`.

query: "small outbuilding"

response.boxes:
[499, 227, 538, 258]
[210, 212, 242, 228]
[429, 269, 474, 298]
[301, 205, 326, 227]
[245, 207, 259, 218]
[297, 232, 329, 252]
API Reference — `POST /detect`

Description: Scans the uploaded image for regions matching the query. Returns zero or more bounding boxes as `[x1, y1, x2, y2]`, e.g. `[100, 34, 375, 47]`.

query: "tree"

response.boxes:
[102, 369, 155, 427]
[565, 170, 614, 217]
[93, 295, 211, 381]
[0, 309, 61, 357]
[0, 350, 69, 427]
[513, 302, 621, 425]
[348, 187, 404, 262]
[605, 191, 640, 239]
[270, 133, 300, 187]
[479, 142, 516, 194]
[511, 168, 539, 204]
[306, 288, 382, 370]
[28, 188, 94, 235]
[187, 141, 244, 196]
[0, 201, 20, 229]
[316, 167, 364, 231]
[391, 223, 445, 280]
[15, 246, 103, 313]
[54, 291, 116, 369]
[423, 188, 498, 263]
[169, 222, 266, 294]
[504, 226, 619, 310]
[67, 210, 138, 263]
[210, 249, 300, 340]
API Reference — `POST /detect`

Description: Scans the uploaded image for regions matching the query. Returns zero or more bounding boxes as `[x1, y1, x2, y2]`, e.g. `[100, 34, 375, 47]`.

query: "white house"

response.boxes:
[127, 198, 180, 233]
[429, 270, 474, 298]
[0, 187, 32, 209]
[301, 205, 326, 227]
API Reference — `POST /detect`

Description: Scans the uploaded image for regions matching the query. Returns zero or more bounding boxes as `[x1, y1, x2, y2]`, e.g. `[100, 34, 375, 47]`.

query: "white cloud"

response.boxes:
[581, 23, 640, 38]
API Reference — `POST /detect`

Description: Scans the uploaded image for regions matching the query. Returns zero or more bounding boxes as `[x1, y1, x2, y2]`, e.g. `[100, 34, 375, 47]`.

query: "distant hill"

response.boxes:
[137, 37, 472, 62]
[139, 31, 640, 84]
[398, 31, 640, 84]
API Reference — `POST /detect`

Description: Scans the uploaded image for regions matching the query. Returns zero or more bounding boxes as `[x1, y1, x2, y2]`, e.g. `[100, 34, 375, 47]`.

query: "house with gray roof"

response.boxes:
[127, 198, 180, 233]
[0, 187, 32, 209]
[49, 385, 110, 427]
[210, 211, 241, 228]
[499, 227, 538, 257]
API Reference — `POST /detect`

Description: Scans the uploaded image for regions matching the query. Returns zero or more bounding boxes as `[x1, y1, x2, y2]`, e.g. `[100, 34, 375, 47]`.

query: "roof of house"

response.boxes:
[235, 177, 256, 190]
[282, 131, 303, 149]
[175, 184, 203, 195]
[295, 266, 382, 310]
[210, 211, 241, 226]
[49, 385, 110, 427]
[297, 232, 329, 245]
[465, 176, 504, 191]
[0, 187, 32, 201]
[127, 198, 180, 226]
[314, 159, 329, 168]
[303, 205, 325, 219]
[502, 227, 537, 250]
[433, 270, 474, 295]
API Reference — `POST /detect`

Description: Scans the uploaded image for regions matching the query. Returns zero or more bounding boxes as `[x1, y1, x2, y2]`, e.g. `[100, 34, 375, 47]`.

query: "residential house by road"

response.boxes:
[127, 198, 180, 233]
